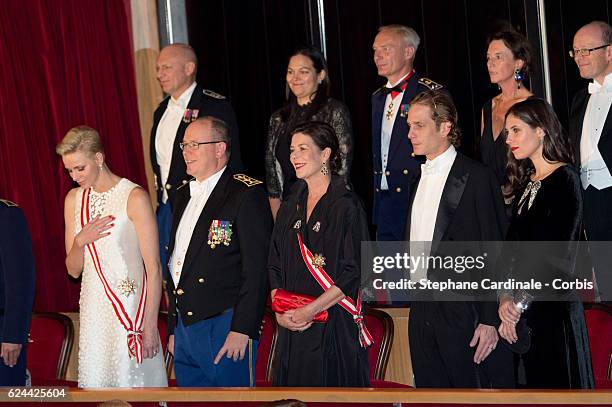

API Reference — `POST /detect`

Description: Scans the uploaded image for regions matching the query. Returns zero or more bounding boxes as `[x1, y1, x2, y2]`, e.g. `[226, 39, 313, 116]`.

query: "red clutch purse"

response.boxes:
[271, 289, 328, 323]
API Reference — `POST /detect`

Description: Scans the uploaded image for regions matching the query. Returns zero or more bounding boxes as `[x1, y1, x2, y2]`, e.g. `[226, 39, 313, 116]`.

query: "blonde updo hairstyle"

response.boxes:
[56, 125, 104, 158]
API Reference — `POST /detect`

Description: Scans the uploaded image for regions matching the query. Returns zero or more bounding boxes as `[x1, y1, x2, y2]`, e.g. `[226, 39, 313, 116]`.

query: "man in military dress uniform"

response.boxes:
[152, 43, 243, 273]
[371, 24, 443, 241]
[0, 199, 35, 385]
[166, 117, 271, 386]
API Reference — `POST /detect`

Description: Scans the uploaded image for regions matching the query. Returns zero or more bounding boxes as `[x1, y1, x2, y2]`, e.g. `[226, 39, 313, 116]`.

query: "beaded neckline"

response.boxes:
[89, 178, 125, 196]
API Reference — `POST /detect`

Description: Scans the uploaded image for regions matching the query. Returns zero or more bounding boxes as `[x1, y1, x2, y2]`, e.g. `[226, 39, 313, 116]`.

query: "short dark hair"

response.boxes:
[410, 90, 461, 148]
[290, 121, 340, 174]
[505, 98, 574, 192]
[487, 30, 534, 78]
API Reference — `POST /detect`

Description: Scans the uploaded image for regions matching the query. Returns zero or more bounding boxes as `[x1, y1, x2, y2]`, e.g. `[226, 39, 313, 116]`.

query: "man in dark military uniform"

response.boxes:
[152, 43, 243, 273]
[371, 24, 442, 242]
[166, 117, 271, 387]
[0, 199, 35, 385]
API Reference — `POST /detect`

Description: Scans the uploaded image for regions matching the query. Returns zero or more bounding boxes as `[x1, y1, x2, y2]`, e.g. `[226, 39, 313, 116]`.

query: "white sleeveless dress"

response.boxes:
[74, 178, 167, 388]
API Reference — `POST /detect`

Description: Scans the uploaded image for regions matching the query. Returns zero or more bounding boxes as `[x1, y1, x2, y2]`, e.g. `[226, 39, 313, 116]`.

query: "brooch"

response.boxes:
[117, 278, 137, 297]
[182, 108, 199, 123]
[208, 220, 233, 249]
[312, 221, 321, 232]
[293, 220, 302, 229]
[312, 253, 326, 268]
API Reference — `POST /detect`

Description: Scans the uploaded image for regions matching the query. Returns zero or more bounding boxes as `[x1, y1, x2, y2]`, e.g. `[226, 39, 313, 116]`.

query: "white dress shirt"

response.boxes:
[580, 73, 612, 190]
[409, 146, 456, 282]
[410, 145, 457, 242]
[169, 166, 226, 287]
[380, 73, 410, 190]
[156, 81, 197, 203]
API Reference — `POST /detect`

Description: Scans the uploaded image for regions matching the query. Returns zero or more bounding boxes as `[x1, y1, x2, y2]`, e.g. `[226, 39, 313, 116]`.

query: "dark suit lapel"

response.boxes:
[372, 92, 385, 170]
[387, 77, 418, 164]
[431, 155, 468, 254]
[150, 98, 170, 169]
[571, 90, 589, 165]
[167, 188, 191, 264]
[404, 170, 422, 241]
[181, 169, 231, 276]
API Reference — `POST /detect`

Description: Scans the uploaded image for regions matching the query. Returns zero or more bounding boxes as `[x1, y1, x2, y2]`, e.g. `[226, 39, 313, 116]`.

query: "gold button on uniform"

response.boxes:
[187, 311, 193, 316]
[182, 180, 188, 184]
[403, 169, 409, 175]
[165, 184, 172, 190]
[198, 278, 205, 283]
[385, 170, 390, 176]
[396, 187, 402, 193]
[176, 289, 184, 295]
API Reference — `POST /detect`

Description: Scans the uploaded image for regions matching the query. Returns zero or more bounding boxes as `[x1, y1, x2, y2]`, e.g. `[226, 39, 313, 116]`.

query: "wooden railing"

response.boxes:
[2, 387, 610, 404]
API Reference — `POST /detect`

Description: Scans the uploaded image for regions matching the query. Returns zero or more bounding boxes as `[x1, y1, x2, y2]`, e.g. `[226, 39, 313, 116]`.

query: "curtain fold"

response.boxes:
[0, 0, 147, 311]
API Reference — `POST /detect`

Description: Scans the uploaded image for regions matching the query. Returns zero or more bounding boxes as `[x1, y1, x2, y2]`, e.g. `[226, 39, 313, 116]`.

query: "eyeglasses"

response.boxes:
[179, 140, 224, 151]
[569, 43, 610, 58]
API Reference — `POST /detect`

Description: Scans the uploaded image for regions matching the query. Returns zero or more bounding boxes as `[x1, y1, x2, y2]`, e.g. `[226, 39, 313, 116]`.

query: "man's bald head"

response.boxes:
[156, 43, 198, 99]
[573, 21, 612, 83]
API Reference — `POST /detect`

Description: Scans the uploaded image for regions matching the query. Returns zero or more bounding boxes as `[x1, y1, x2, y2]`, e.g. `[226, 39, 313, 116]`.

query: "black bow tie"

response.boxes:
[380, 85, 404, 95]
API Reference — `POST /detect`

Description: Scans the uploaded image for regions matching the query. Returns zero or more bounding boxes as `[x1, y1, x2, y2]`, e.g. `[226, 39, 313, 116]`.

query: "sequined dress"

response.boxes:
[74, 178, 167, 388]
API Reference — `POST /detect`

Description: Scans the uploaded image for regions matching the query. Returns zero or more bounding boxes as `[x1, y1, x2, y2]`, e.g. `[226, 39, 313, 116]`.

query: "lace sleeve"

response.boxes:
[265, 113, 283, 198]
[324, 100, 353, 179]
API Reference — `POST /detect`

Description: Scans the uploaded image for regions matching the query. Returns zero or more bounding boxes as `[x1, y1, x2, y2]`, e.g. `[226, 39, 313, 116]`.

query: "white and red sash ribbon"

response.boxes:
[296, 233, 373, 348]
[80, 188, 147, 363]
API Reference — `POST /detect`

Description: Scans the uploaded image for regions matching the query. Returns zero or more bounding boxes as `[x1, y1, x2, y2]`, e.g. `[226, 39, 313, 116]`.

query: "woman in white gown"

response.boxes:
[57, 126, 167, 388]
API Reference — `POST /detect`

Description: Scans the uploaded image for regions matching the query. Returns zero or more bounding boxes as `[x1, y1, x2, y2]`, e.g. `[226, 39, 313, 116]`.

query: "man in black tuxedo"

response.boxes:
[152, 43, 242, 274]
[569, 21, 612, 301]
[166, 116, 271, 387]
[404, 90, 513, 388]
[0, 199, 35, 385]
[371, 24, 442, 242]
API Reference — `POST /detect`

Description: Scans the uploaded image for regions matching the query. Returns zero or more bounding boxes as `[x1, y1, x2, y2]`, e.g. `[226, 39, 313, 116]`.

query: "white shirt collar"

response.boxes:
[588, 73, 612, 94]
[189, 166, 226, 197]
[422, 145, 457, 175]
[170, 81, 197, 109]
[385, 71, 413, 88]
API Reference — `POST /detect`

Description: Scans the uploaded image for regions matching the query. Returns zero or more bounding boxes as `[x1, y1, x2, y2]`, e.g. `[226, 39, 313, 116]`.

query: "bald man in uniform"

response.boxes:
[152, 43, 242, 275]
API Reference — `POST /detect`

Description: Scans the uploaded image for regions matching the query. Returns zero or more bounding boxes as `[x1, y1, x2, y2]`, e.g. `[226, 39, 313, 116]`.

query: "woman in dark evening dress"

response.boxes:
[498, 98, 594, 388]
[480, 30, 534, 196]
[268, 121, 370, 387]
[266, 47, 353, 219]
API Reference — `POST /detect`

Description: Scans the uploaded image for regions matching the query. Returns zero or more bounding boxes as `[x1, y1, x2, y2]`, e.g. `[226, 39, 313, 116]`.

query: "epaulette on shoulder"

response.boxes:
[233, 174, 263, 187]
[0, 199, 17, 207]
[418, 77, 443, 91]
[203, 89, 226, 100]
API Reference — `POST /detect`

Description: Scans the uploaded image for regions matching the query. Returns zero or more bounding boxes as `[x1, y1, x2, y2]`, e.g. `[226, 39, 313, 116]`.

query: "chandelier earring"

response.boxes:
[321, 162, 329, 176]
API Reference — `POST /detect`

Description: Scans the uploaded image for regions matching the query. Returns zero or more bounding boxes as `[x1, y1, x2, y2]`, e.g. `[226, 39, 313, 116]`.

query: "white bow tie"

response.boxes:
[588, 81, 612, 94]
[189, 180, 207, 197]
[421, 161, 437, 175]
[168, 98, 184, 110]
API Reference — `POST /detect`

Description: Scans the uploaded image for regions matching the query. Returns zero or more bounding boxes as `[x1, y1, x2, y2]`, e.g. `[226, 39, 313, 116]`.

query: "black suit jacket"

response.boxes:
[166, 170, 272, 339]
[0, 200, 35, 345]
[150, 84, 243, 207]
[405, 152, 508, 325]
[569, 87, 612, 172]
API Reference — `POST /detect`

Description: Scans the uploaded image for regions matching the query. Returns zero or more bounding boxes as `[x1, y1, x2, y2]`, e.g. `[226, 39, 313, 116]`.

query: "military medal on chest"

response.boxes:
[208, 219, 233, 249]
[386, 100, 395, 120]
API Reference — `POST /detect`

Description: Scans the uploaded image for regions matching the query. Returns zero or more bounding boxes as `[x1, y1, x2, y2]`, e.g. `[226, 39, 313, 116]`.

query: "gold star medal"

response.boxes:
[312, 253, 326, 268]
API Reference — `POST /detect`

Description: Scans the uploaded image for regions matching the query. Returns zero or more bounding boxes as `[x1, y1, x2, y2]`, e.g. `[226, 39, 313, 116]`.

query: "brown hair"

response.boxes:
[410, 90, 461, 147]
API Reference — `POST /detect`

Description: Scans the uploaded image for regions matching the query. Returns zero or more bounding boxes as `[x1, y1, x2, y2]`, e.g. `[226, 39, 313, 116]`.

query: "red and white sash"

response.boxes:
[80, 188, 147, 363]
[297, 233, 373, 348]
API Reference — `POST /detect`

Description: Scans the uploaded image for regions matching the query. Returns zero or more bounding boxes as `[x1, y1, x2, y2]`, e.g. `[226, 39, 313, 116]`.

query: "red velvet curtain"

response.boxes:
[0, 0, 147, 311]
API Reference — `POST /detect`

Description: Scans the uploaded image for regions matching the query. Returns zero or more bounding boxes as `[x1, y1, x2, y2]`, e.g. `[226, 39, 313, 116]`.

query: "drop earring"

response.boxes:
[514, 68, 524, 89]
[321, 162, 328, 176]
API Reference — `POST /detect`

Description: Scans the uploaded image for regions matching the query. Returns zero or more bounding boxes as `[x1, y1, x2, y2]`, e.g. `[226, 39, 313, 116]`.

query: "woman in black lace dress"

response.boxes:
[266, 47, 353, 219]
[480, 30, 534, 198]
[498, 98, 594, 388]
